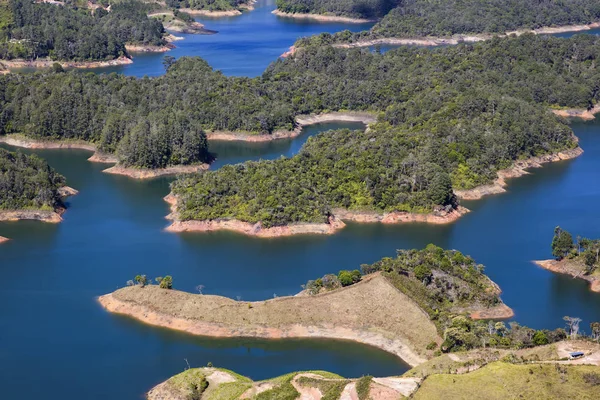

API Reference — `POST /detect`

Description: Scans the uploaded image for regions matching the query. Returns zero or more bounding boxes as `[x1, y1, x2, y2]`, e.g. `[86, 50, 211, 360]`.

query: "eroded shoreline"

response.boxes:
[206, 111, 377, 142]
[455, 147, 583, 200]
[98, 274, 440, 366]
[534, 259, 600, 293]
[0, 55, 133, 70]
[0, 185, 78, 223]
[164, 193, 469, 237]
[552, 104, 600, 121]
[272, 9, 376, 24]
[0, 135, 207, 179]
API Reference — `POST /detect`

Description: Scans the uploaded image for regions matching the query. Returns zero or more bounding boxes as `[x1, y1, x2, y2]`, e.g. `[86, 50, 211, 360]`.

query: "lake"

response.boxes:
[1, 2, 600, 399]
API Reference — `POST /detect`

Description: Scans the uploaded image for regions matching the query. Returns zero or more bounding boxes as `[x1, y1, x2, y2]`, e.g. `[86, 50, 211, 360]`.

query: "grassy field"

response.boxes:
[413, 362, 600, 399]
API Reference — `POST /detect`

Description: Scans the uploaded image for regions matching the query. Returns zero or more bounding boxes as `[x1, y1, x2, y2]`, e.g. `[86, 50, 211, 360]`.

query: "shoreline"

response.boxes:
[455, 147, 583, 200]
[206, 111, 377, 142]
[179, 8, 241, 17]
[534, 259, 600, 293]
[0, 55, 133, 70]
[125, 43, 174, 53]
[272, 9, 376, 24]
[164, 194, 469, 237]
[0, 185, 78, 223]
[98, 274, 442, 366]
[0, 236, 9, 243]
[0, 135, 207, 179]
[552, 104, 600, 121]
[103, 163, 209, 179]
[318, 21, 600, 51]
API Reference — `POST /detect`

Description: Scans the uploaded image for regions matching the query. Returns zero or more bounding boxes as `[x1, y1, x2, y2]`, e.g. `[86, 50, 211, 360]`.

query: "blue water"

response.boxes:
[2, 5, 600, 400]
[82, 0, 373, 77]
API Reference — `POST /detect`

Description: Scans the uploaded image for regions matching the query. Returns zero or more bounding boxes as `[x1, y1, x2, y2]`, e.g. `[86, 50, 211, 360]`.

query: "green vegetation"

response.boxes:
[414, 362, 600, 399]
[166, 0, 247, 12]
[551, 226, 600, 275]
[255, 373, 299, 400]
[171, 34, 595, 226]
[354, 375, 372, 400]
[2, 34, 599, 209]
[128, 274, 172, 288]
[0, 148, 66, 211]
[275, 0, 396, 19]
[296, 376, 348, 399]
[0, 0, 166, 61]
[297, 0, 600, 46]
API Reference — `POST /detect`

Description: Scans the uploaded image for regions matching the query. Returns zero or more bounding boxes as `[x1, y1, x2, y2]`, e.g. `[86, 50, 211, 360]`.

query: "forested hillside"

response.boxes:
[165, 0, 246, 12]
[275, 0, 397, 19]
[0, 148, 66, 211]
[296, 0, 600, 46]
[0, 0, 166, 61]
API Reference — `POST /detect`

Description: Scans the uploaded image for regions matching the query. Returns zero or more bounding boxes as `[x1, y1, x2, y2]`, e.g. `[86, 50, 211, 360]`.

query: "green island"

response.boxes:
[166, 33, 596, 234]
[294, 0, 600, 48]
[0, 147, 76, 223]
[535, 226, 600, 293]
[0, 0, 171, 65]
[98, 246, 600, 399]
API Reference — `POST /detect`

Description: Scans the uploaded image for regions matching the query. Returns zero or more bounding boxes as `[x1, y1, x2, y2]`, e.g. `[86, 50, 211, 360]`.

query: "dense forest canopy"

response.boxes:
[0, 34, 598, 208]
[296, 0, 600, 45]
[165, 0, 246, 11]
[0, 147, 66, 210]
[0, 0, 166, 61]
[275, 0, 397, 19]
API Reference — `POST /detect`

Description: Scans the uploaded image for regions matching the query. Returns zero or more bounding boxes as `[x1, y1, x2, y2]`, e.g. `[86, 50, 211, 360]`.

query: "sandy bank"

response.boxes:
[455, 147, 583, 200]
[534, 259, 600, 293]
[125, 43, 174, 53]
[333, 205, 469, 225]
[103, 163, 208, 179]
[272, 9, 375, 23]
[179, 8, 242, 17]
[552, 104, 600, 120]
[98, 274, 441, 366]
[0, 55, 132, 70]
[206, 112, 377, 142]
[0, 236, 9, 244]
[470, 304, 514, 320]
[329, 21, 600, 50]
[165, 194, 467, 237]
[0, 135, 118, 164]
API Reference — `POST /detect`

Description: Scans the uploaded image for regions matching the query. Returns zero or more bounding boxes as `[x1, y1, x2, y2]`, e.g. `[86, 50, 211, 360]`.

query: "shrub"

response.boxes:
[159, 275, 173, 289]
[583, 372, 600, 386]
[355, 375, 372, 400]
[414, 264, 432, 282]
[532, 330, 549, 346]
[426, 341, 438, 350]
[134, 274, 148, 287]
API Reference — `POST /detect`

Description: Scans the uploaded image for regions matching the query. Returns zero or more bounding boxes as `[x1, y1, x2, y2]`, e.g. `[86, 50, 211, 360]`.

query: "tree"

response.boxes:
[591, 322, 600, 341]
[134, 274, 148, 287]
[338, 270, 355, 287]
[563, 316, 582, 339]
[159, 275, 173, 289]
[163, 55, 176, 71]
[532, 330, 549, 345]
[414, 264, 432, 283]
[552, 226, 574, 260]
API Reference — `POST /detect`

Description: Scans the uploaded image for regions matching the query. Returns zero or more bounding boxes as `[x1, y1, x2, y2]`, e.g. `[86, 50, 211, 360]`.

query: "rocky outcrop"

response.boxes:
[552, 104, 600, 121]
[0, 209, 64, 223]
[455, 147, 583, 200]
[125, 43, 174, 53]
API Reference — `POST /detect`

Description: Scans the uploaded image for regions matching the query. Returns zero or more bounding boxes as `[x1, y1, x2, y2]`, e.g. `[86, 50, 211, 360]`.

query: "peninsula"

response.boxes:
[99, 246, 515, 366]
[0, 148, 77, 223]
[534, 227, 600, 292]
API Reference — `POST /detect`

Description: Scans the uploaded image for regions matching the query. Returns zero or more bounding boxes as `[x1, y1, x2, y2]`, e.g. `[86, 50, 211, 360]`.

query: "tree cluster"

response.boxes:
[551, 226, 600, 274]
[0, 147, 66, 211]
[0, 0, 166, 61]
